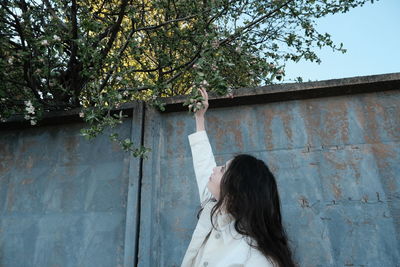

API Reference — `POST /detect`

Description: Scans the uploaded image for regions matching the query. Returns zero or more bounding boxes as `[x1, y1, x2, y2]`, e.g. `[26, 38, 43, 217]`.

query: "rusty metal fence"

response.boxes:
[1, 73, 399, 267]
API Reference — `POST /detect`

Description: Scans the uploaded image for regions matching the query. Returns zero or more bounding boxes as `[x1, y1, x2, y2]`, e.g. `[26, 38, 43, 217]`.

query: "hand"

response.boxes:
[195, 87, 209, 118]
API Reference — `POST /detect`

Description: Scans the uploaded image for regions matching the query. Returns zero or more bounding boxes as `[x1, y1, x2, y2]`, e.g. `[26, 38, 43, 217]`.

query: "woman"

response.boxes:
[181, 88, 296, 267]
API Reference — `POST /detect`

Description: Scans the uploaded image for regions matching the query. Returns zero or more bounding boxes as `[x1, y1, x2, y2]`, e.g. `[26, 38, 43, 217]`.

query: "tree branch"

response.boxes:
[99, 0, 129, 60]
[43, 0, 68, 32]
[219, 0, 295, 46]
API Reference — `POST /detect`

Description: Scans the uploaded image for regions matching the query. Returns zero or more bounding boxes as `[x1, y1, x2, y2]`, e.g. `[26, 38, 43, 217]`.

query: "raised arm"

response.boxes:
[188, 88, 216, 203]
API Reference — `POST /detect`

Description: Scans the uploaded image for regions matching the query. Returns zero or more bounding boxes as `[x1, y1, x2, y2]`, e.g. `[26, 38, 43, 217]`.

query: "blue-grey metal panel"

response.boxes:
[138, 89, 400, 266]
[0, 104, 143, 267]
[124, 102, 144, 267]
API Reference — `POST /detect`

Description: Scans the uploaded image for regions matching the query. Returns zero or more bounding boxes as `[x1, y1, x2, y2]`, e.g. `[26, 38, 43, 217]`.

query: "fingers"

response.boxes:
[198, 87, 208, 101]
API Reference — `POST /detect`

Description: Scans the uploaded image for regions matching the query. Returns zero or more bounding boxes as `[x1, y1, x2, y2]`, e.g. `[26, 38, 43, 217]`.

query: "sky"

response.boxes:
[284, 0, 400, 82]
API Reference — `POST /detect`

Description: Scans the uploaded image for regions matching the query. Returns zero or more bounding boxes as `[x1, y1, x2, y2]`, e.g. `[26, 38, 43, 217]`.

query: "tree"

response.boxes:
[0, 0, 375, 158]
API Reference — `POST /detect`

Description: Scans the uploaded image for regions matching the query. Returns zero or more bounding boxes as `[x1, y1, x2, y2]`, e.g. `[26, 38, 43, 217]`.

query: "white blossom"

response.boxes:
[24, 100, 35, 114]
[79, 112, 84, 118]
[53, 35, 61, 41]
[41, 40, 49, 46]
[26, 107, 35, 114]
[24, 114, 31, 120]
[200, 80, 209, 87]
[235, 47, 242, 53]
[192, 64, 199, 69]
[226, 87, 234, 98]
[181, 22, 189, 28]
[30, 120, 37, 125]
[116, 76, 123, 82]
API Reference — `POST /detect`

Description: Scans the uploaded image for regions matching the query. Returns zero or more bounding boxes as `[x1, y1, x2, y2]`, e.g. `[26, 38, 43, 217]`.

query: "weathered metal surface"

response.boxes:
[0, 103, 143, 267]
[1, 74, 399, 267]
[138, 89, 400, 266]
[161, 72, 400, 113]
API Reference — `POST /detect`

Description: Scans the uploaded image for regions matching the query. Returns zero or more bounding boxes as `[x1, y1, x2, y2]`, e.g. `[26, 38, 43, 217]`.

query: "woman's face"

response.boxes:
[207, 158, 233, 200]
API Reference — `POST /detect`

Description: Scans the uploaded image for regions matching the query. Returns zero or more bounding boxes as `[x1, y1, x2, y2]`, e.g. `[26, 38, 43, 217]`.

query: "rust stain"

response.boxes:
[331, 183, 342, 199]
[355, 95, 381, 144]
[20, 139, 37, 153]
[173, 217, 187, 233]
[246, 112, 256, 148]
[298, 195, 310, 208]
[208, 114, 244, 151]
[21, 178, 34, 185]
[0, 142, 13, 175]
[64, 136, 78, 176]
[361, 194, 368, 203]
[166, 120, 178, 157]
[26, 155, 34, 169]
[261, 107, 276, 151]
[165, 121, 173, 157]
[174, 122, 187, 159]
[165, 120, 173, 137]
[346, 154, 362, 185]
[322, 100, 350, 144]
[323, 152, 347, 170]
[231, 119, 243, 150]
[215, 123, 225, 151]
[382, 106, 400, 139]
[371, 142, 397, 159]
[176, 120, 185, 135]
[300, 100, 323, 147]
[277, 108, 293, 146]
[371, 143, 397, 192]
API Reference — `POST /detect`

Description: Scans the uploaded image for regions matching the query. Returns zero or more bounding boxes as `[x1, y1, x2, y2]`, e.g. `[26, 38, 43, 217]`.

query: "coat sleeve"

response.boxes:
[188, 130, 216, 203]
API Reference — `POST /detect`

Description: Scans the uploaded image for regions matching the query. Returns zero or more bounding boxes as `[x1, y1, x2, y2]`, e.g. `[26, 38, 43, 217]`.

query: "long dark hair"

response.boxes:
[208, 154, 296, 267]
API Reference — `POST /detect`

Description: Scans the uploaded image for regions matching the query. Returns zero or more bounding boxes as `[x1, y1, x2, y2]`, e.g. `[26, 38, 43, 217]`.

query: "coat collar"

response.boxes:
[214, 208, 241, 245]
[203, 199, 240, 244]
[216, 209, 234, 229]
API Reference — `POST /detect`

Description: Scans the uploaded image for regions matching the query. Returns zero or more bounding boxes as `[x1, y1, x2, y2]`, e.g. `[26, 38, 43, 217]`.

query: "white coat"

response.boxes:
[181, 130, 276, 267]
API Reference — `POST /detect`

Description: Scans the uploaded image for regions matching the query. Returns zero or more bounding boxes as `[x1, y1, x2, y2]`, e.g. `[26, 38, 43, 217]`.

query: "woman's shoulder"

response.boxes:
[227, 233, 277, 267]
[244, 246, 277, 267]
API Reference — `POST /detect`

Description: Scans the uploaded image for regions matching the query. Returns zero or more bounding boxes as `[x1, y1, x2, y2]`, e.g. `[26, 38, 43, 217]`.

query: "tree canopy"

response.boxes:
[0, 0, 375, 157]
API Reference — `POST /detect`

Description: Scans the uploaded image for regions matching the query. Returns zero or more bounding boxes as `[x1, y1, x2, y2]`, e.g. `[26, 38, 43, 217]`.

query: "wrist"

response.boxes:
[195, 115, 205, 131]
[195, 114, 205, 120]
